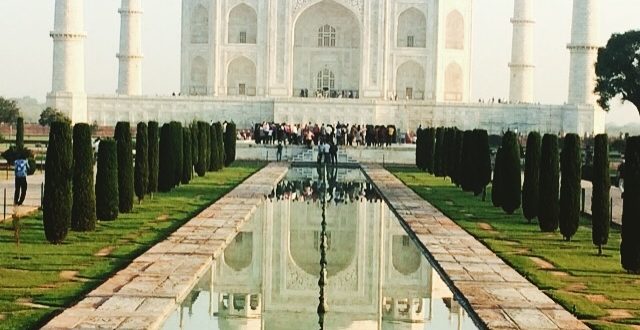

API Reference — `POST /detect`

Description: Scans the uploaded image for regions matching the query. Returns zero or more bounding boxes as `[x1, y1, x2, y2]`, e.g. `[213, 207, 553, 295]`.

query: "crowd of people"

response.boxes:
[252, 122, 400, 148]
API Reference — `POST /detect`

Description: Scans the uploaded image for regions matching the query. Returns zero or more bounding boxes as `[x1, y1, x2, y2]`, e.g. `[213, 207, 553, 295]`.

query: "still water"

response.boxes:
[163, 167, 478, 330]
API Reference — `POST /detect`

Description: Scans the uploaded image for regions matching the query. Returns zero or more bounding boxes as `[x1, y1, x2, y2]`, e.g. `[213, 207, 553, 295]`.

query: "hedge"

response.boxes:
[43, 121, 73, 243]
[71, 123, 96, 232]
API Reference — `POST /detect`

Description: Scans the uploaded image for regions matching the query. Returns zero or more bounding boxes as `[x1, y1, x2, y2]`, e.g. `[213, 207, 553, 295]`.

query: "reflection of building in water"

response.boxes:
[198, 194, 465, 329]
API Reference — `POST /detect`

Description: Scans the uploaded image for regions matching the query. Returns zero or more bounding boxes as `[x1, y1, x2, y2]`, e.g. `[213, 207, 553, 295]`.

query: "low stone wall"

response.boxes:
[362, 165, 588, 330]
[42, 163, 288, 330]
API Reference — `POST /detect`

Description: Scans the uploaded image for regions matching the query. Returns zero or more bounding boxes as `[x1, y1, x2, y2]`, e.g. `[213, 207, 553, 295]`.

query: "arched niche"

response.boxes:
[228, 4, 257, 44]
[191, 4, 209, 44]
[227, 56, 256, 96]
[396, 61, 425, 100]
[391, 235, 421, 275]
[445, 10, 464, 50]
[190, 56, 208, 95]
[397, 8, 426, 48]
[444, 62, 463, 102]
[223, 232, 253, 271]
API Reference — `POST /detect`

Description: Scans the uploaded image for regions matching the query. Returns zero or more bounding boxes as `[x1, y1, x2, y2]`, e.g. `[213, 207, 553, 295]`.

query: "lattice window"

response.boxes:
[317, 24, 336, 47]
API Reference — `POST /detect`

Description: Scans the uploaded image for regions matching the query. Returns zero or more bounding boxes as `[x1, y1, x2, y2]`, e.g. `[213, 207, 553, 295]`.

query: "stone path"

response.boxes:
[581, 180, 622, 226]
[362, 165, 588, 330]
[42, 163, 288, 330]
[0, 173, 43, 222]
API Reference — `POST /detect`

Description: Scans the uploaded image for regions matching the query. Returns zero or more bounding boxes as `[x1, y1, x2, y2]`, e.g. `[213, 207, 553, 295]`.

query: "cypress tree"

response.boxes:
[622, 136, 640, 272]
[501, 131, 522, 214]
[43, 121, 73, 244]
[196, 122, 208, 177]
[191, 123, 199, 168]
[16, 117, 24, 150]
[95, 139, 119, 221]
[170, 122, 184, 187]
[434, 127, 445, 177]
[560, 133, 582, 241]
[492, 147, 503, 208]
[522, 132, 541, 222]
[446, 128, 459, 180]
[71, 123, 96, 232]
[182, 127, 192, 184]
[158, 123, 174, 192]
[452, 129, 464, 186]
[539, 134, 560, 232]
[592, 134, 610, 255]
[114, 122, 134, 213]
[147, 121, 159, 195]
[461, 130, 474, 192]
[224, 122, 237, 166]
[210, 124, 220, 171]
[214, 122, 225, 169]
[415, 127, 425, 170]
[473, 129, 492, 196]
[425, 128, 436, 174]
[134, 122, 149, 203]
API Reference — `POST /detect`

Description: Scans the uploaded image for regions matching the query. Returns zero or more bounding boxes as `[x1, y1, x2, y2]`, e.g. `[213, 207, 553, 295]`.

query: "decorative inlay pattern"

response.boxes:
[293, 0, 363, 18]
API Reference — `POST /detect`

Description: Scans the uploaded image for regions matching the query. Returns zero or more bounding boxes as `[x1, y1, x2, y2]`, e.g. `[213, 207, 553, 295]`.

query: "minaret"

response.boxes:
[567, 0, 600, 105]
[48, 0, 87, 123]
[508, 0, 534, 104]
[117, 0, 143, 95]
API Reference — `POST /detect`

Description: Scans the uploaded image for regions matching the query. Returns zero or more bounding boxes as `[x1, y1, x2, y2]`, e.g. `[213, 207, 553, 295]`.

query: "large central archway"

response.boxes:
[293, 0, 362, 98]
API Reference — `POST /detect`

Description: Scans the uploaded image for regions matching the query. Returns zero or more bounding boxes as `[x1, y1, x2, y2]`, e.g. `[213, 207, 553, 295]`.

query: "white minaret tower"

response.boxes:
[117, 0, 143, 95]
[508, 0, 534, 104]
[567, 0, 601, 105]
[48, 0, 88, 123]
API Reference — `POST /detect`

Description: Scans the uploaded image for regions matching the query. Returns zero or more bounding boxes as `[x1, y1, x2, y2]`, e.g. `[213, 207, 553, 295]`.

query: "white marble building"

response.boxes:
[46, 0, 606, 135]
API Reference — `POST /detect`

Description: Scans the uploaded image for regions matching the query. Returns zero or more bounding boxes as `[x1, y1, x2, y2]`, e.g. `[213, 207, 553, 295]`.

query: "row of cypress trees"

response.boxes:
[42, 120, 238, 244]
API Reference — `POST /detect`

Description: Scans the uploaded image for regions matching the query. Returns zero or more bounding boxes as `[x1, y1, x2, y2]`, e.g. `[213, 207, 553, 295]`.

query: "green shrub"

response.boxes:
[492, 147, 503, 208]
[147, 121, 159, 194]
[182, 127, 192, 184]
[224, 122, 237, 166]
[95, 139, 119, 221]
[560, 134, 582, 241]
[114, 122, 134, 213]
[158, 123, 174, 192]
[196, 122, 208, 177]
[539, 134, 560, 232]
[134, 122, 149, 203]
[501, 131, 521, 214]
[43, 121, 73, 243]
[592, 134, 610, 254]
[71, 123, 96, 232]
[16, 117, 24, 149]
[522, 132, 541, 222]
[622, 136, 640, 272]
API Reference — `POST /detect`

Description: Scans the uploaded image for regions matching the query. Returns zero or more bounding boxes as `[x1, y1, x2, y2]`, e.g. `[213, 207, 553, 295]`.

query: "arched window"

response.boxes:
[445, 10, 464, 50]
[228, 4, 258, 44]
[317, 25, 336, 47]
[317, 69, 335, 92]
[397, 8, 427, 48]
[444, 62, 463, 101]
[191, 5, 209, 44]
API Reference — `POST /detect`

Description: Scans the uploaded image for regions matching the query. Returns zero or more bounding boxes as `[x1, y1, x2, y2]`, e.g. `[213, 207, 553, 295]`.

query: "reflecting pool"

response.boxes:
[162, 167, 478, 330]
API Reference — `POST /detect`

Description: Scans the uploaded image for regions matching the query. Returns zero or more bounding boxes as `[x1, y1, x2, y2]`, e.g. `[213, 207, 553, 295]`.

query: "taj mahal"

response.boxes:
[47, 0, 605, 135]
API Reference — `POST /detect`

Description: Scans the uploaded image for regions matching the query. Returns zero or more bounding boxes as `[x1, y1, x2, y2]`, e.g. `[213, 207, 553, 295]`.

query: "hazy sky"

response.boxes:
[0, 0, 638, 124]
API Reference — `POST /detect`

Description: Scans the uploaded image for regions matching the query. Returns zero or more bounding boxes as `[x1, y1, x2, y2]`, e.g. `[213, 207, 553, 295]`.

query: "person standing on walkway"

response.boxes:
[14, 156, 29, 206]
[330, 141, 338, 165]
[277, 142, 283, 162]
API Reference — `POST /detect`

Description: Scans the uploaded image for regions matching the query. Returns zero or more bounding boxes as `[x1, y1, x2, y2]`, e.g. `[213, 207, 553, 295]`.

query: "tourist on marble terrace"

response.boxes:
[252, 121, 399, 148]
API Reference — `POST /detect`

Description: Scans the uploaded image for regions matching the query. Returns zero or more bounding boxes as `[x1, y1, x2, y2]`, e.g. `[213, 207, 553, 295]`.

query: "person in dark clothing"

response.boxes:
[330, 142, 338, 165]
[14, 157, 29, 206]
[277, 142, 283, 162]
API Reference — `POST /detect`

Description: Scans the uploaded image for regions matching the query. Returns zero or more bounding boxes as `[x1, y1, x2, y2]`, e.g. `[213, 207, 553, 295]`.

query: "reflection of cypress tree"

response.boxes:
[95, 139, 119, 221]
[539, 134, 560, 232]
[71, 123, 96, 232]
[182, 127, 192, 184]
[622, 136, 640, 272]
[147, 121, 159, 195]
[158, 124, 174, 192]
[114, 122, 134, 213]
[560, 134, 581, 241]
[43, 122, 73, 243]
[592, 134, 610, 255]
[522, 132, 541, 222]
[134, 122, 149, 203]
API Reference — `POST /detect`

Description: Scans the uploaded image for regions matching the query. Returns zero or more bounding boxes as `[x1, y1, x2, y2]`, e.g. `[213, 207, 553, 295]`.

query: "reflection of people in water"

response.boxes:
[269, 172, 381, 204]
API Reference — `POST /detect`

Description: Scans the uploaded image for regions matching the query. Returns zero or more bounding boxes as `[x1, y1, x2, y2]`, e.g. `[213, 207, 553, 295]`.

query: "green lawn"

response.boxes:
[388, 167, 639, 330]
[0, 161, 263, 330]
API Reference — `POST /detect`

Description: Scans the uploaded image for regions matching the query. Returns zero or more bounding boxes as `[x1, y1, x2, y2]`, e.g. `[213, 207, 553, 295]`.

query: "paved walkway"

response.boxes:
[0, 173, 43, 221]
[363, 165, 588, 330]
[581, 180, 623, 226]
[42, 163, 288, 330]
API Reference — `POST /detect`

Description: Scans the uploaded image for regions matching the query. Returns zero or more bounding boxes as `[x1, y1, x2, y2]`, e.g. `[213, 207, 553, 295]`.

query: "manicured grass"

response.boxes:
[0, 161, 263, 330]
[388, 166, 639, 330]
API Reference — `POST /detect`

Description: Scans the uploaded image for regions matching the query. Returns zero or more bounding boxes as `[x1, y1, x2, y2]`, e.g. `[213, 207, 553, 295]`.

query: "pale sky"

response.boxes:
[0, 0, 638, 125]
